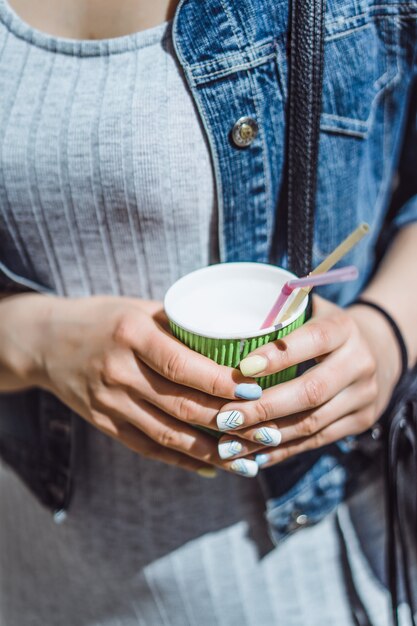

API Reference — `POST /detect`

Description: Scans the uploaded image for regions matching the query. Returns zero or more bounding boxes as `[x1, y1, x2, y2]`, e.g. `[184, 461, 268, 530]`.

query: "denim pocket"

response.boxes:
[320, 12, 400, 138]
[265, 454, 348, 546]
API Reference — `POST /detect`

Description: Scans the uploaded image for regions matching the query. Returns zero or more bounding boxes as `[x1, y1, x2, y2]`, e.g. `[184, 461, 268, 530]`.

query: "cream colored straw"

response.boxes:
[280, 223, 370, 322]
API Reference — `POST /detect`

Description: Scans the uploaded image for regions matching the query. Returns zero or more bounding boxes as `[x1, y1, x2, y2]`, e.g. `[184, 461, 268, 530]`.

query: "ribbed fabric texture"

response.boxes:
[0, 2, 218, 298]
[0, 3, 397, 625]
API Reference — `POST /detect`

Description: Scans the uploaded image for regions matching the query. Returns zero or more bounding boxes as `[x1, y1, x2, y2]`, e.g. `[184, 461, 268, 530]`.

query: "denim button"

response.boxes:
[295, 513, 308, 526]
[231, 116, 258, 147]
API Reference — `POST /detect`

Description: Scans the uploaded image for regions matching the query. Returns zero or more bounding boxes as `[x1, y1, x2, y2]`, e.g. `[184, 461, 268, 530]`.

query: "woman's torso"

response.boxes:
[0, 1, 416, 624]
[0, 6, 284, 624]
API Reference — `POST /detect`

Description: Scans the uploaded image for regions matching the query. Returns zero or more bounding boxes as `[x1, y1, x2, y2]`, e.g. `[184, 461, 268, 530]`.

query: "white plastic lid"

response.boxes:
[164, 262, 308, 339]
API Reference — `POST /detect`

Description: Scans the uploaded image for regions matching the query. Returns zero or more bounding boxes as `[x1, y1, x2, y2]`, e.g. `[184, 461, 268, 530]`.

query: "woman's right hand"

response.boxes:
[6, 294, 264, 476]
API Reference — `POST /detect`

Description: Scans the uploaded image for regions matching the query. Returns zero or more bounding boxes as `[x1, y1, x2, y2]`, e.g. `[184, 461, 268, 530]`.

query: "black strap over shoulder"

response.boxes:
[258, 0, 326, 501]
[286, 0, 326, 277]
[383, 366, 417, 626]
[258, 0, 327, 498]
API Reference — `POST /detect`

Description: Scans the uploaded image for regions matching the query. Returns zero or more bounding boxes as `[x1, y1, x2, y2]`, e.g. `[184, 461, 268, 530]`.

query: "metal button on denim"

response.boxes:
[295, 513, 308, 526]
[231, 116, 258, 147]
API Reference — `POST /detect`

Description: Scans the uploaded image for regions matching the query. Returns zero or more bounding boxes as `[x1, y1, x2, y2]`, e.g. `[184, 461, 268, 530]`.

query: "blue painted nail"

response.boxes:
[235, 383, 262, 400]
[255, 453, 270, 467]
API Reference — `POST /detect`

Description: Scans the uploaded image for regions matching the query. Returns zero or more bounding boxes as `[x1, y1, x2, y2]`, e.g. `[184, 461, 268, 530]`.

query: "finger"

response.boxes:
[251, 405, 378, 468]
[216, 436, 266, 460]
[114, 351, 224, 429]
[215, 345, 361, 430]
[92, 386, 219, 460]
[118, 313, 261, 400]
[223, 376, 378, 447]
[91, 384, 254, 470]
[239, 312, 353, 377]
[89, 411, 216, 476]
[92, 388, 261, 477]
[104, 338, 260, 430]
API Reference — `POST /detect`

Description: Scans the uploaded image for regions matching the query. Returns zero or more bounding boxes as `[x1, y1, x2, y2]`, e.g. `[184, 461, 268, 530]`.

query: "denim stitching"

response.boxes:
[274, 42, 288, 102]
[247, 61, 274, 258]
[325, 22, 370, 42]
[326, 4, 417, 40]
[218, 0, 246, 54]
[192, 53, 276, 83]
[320, 124, 368, 138]
[188, 40, 274, 71]
[326, 5, 417, 35]
[322, 112, 369, 125]
[216, 0, 275, 260]
[219, 0, 272, 260]
[320, 53, 401, 137]
[369, 12, 400, 236]
[323, 10, 402, 135]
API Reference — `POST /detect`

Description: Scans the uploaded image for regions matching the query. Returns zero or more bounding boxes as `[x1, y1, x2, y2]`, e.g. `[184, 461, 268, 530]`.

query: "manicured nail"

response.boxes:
[197, 468, 217, 478]
[230, 459, 259, 477]
[240, 355, 268, 377]
[255, 453, 270, 467]
[218, 440, 243, 460]
[217, 410, 244, 431]
[235, 383, 262, 400]
[253, 427, 282, 447]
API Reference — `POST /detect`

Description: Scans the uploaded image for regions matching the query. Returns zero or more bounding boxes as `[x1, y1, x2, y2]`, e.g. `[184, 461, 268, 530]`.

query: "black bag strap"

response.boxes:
[383, 368, 417, 626]
[281, 3, 375, 624]
[286, 0, 326, 277]
[258, 0, 327, 502]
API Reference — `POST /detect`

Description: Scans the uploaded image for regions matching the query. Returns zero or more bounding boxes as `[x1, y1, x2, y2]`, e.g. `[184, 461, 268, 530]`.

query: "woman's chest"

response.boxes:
[0, 25, 216, 297]
[6, 0, 178, 39]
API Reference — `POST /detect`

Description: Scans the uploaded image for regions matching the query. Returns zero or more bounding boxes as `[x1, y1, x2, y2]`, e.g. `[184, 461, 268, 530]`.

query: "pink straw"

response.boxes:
[260, 265, 359, 329]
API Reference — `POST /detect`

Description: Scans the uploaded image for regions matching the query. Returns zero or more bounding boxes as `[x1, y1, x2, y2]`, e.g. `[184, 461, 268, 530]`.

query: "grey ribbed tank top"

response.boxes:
[0, 2, 219, 297]
[0, 4, 391, 626]
[0, 5, 275, 625]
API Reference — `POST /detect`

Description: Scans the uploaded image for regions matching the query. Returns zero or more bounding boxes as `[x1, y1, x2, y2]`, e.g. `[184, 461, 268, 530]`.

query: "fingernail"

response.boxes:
[217, 410, 244, 431]
[255, 453, 270, 467]
[235, 383, 262, 400]
[253, 427, 282, 447]
[197, 468, 217, 478]
[230, 459, 259, 477]
[239, 355, 268, 377]
[218, 440, 243, 460]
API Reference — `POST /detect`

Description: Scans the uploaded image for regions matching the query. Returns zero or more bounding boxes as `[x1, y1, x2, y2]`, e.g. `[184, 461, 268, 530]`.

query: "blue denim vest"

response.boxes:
[1, 0, 417, 534]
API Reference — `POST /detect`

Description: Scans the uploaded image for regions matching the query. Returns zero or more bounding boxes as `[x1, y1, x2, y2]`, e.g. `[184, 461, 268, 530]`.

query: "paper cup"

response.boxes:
[164, 262, 308, 389]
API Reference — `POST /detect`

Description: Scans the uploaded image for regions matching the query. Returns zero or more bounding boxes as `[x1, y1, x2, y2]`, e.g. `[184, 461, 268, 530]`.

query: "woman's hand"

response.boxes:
[3, 293, 263, 477]
[216, 295, 402, 468]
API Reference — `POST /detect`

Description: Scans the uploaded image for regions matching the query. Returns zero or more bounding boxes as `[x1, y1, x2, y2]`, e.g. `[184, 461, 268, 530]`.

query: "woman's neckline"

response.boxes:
[0, 0, 171, 57]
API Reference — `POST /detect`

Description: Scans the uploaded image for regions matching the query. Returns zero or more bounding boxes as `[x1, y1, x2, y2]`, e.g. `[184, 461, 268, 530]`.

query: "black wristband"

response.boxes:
[350, 297, 408, 382]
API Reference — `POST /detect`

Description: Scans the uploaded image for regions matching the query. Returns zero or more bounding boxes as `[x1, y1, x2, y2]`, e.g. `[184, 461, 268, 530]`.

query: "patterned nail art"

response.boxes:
[253, 427, 282, 446]
[229, 459, 259, 477]
[218, 440, 243, 460]
[255, 453, 270, 467]
[216, 410, 244, 431]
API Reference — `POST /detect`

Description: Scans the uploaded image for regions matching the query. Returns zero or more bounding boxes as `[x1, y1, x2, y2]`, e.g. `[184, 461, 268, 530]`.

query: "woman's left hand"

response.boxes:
[216, 295, 402, 468]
